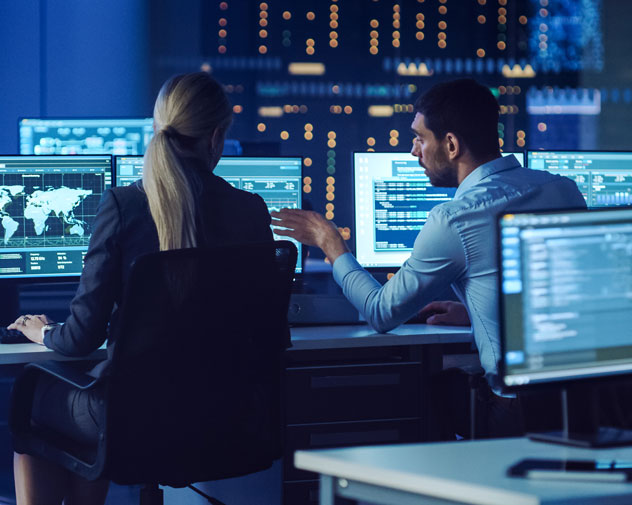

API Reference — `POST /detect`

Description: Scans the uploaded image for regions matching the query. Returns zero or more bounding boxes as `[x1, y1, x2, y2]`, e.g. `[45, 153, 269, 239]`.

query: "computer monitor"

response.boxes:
[114, 155, 303, 273]
[499, 207, 632, 446]
[353, 151, 524, 269]
[527, 151, 632, 207]
[19, 118, 154, 155]
[0, 155, 113, 279]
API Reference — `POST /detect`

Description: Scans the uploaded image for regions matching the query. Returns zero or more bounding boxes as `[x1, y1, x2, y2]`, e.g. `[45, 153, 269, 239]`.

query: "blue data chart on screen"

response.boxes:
[19, 118, 154, 156]
[528, 151, 632, 207]
[500, 209, 632, 385]
[115, 156, 303, 273]
[0, 155, 113, 279]
[354, 152, 523, 269]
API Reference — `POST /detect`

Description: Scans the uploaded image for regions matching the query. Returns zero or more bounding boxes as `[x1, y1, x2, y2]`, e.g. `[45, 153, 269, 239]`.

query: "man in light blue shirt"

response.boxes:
[272, 80, 585, 420]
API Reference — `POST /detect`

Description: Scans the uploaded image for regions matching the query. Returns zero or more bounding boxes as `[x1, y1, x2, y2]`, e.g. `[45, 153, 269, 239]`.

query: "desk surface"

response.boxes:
[295, 438, 632, 505]
[0, 324, 472, 365]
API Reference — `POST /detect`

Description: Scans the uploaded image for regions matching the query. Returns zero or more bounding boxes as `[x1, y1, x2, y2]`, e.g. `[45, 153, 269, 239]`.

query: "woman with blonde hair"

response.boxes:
[10, 72, 273, 504]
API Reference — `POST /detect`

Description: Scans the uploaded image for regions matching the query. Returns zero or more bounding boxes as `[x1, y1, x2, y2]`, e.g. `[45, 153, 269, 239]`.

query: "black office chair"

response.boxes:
[9, 241, 297, 505]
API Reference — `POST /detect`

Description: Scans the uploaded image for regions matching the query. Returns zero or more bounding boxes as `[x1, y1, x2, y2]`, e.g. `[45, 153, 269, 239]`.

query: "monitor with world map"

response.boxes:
[0, 155, 113, 278]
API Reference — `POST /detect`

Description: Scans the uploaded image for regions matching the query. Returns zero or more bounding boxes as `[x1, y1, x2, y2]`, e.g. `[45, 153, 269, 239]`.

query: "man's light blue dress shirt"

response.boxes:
[333, 155, 586, 385]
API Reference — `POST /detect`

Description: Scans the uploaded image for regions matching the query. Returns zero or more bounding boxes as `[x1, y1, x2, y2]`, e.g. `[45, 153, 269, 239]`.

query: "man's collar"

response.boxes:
[454, 154, 521, 198]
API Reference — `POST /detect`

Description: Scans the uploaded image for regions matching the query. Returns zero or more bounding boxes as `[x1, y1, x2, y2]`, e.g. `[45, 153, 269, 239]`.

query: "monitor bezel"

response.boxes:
[18, 116, 154, 155]
[0, 153, 114, 283]
[497, 205, 632, 393]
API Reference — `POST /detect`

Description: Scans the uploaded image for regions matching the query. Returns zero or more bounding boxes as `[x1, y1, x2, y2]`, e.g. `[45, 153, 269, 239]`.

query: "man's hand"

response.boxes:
[8, 314, 53, 344]
[418, 301, 471, 326]
[271, 209, 350, 263]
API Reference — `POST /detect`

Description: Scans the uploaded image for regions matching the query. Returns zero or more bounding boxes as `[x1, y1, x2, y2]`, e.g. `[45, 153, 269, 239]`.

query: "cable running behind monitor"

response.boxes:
[0, 155, 113, 279]
[499, 207, 632, 447]
[528, 151, 632, 207]
[353, 151, 524, 269]
[114, 155, 303, 273]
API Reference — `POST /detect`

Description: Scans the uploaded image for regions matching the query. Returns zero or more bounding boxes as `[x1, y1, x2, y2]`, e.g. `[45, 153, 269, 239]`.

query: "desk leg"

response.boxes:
[319, 476, 335, 505]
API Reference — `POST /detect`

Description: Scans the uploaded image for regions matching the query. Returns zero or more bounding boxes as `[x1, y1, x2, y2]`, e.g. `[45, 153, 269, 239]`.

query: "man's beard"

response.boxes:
[421, 153, 458, 188]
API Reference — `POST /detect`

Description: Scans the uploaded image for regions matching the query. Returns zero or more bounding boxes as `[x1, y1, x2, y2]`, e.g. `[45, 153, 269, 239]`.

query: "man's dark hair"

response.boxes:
[414, 79, 500, 161]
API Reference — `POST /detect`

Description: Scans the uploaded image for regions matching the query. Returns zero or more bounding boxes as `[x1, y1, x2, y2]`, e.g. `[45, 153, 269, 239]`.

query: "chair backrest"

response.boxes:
[104, 241, 296, 486]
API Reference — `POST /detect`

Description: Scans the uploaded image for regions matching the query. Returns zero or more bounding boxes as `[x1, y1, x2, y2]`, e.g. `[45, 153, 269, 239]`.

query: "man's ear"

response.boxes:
[444, 132, 460, 160]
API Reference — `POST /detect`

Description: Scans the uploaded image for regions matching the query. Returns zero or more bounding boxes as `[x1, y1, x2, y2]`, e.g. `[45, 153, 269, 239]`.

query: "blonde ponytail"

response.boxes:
[143, 73, 232, 250]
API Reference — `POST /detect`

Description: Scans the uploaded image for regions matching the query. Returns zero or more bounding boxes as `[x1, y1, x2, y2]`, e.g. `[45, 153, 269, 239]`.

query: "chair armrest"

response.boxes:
[24, 361, 99, 390]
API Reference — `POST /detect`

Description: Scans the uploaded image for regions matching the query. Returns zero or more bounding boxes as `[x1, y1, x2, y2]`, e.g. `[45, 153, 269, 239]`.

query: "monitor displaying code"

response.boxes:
[19, 118, 154, 155]
[354, 151, 524, 269]
[114, 155, 303, 273]
[0, 155, 113, 278]
[528, 151, 632, 207]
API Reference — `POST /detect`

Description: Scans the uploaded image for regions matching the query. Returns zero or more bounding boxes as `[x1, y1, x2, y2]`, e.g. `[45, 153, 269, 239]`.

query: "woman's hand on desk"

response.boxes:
[418, 301, 471, 326]
[8, 314, 53, 344]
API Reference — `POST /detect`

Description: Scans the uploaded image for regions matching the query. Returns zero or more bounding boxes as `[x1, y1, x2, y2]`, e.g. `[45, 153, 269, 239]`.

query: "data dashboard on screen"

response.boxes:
[353, 151, 524, 269]
[115, 155, 303, 273]
[500, 208, 632, 387]
[0, 155, 113, 278]
[528, 151, 632, 207]
[19, 118, 154, 155]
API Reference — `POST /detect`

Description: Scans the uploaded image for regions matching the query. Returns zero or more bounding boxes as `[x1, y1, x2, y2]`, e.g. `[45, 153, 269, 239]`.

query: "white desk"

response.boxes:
[0, 324, 472, 365]
[295, 438, 632, 505]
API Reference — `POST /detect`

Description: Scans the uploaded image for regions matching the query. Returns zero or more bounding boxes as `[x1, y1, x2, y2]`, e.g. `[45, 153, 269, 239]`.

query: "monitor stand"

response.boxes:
[529, 385, 632, 448]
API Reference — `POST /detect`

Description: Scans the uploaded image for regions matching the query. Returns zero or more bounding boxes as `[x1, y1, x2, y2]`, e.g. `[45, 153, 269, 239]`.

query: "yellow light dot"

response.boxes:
[390, 129, 399, 137]
[394, 4, 401, 12]
[387, 273, 395, 280]
[438, 39, 447, 49]
[416, 13, 423, 20]
[392, 30, 401, 39]
[497, 41, 506, 50]
[257, 123, 266, 132]
[332, 85, 340, 94]
[477, 48, 485, 58]
[370, 30, 379, 38]
[282, 11, 291, 20]
[306, 38, 315, 46]
[218, 45, 227, 54]
[330, 39, 338, 48]
[219, 18, 227, 26]
[330, 20, 339, 29]
[499, 138, 504, 147]
[393, 20, 400, 28]
[327, 139, 336, 148]
[439, 0, 447, 3]
[370, 19, 379, 28]
[306, 46, 315, 55]
[438, 32, 446, 40]
[478, 15, 486, 24]
[305, 123, 313, 132]
[478, 0, 486, 4]
[416, 32, 425, 40]
[219, 29, 227, 38]
[307, 11, 315, 20]
[283, 105, 292, 113]
[519, 15, 528, 24]
[326, 193, 335, 201]
[538, 122, 547, 132]
[389, 138, 399, 146]
[304, 157, 312, 167]
[303, 185, 312, 194]
[367, 148, 375, 152]
[393, 13, 401, 20]
[260, 2, 268, 10]
[325, 211, 334, 220]
[499, 0, 507, 5]
[232, 105, 242, 113]
[259, 19, 267, 26]
[330, 12, 338, 20]
[326, 176, 335, 184]
[517, 138, 526, 147]
[439, 5, 447, 14]
[304, 176, 312, 185]
[370, 39, 379, 47]
[344, 105, 352, 114]
[280, 131, 289, 140]
[330, 31, 338, 39]
[370, 46, 378, 55]
[517, 130, 526, 138]
[259, 29, 267, 38]
[304, 132, 313, 140]
[292, 105, 299, 113]
[326, 184, 335, 193]
[392, 39, 400, 47]
[416, 20, 425, 29]
[367, 137, 376, 146]
[326, 203, 334, 211]
[220, 1, 228, 9]
[438, 21, 447, 30]
[259, 45, 267, 54]
[260, 11, 268, 19]
[498, 15, 507, 24]
[330, 4, 339, 12]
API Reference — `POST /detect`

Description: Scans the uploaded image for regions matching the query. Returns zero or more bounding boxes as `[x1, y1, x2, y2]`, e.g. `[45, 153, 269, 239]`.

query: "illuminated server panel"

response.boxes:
[354, 152, 524, 269]
[114, 155, 304, 272]
[19, 118, 154, 155]
[0, 155, 113, 278]
[528, 151, 632, 207]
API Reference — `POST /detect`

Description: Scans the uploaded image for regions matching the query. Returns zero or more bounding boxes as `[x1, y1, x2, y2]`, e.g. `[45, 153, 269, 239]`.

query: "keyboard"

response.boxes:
[0, 327, 30, 344]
